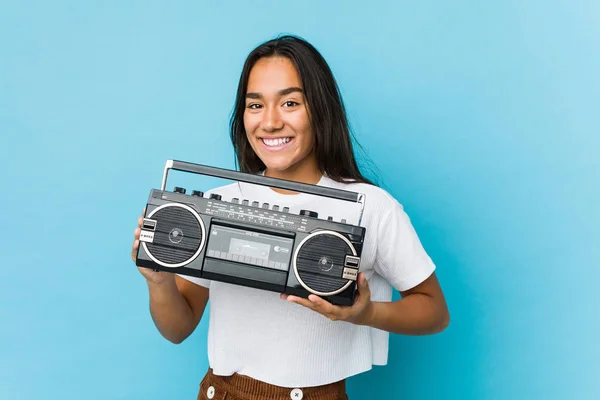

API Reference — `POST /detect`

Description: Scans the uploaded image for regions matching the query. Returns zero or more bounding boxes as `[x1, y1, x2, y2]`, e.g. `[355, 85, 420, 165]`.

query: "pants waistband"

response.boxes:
[200, 368, 348, 400]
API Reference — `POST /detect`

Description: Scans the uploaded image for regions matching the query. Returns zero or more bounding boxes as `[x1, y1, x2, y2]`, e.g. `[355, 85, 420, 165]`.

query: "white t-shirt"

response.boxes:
[178, 174, 436, 388]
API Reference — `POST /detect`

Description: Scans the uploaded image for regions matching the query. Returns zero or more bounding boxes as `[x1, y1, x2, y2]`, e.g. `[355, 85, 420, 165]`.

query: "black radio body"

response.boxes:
[136, 160, 366, 306]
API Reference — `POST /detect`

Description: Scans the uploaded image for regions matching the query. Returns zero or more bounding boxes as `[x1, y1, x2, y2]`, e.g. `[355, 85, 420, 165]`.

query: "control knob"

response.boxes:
[174, 187, 186, 194]
[210, 193, 222, 201]
[300, 210, 318, 218]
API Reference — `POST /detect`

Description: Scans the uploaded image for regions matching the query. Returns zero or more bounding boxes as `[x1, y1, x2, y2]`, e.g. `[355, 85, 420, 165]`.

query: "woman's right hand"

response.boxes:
[131, 209, 174, 285]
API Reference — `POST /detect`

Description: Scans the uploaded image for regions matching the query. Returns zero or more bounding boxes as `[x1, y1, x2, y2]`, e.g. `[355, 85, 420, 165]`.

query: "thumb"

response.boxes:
[359, 272, 370, 292]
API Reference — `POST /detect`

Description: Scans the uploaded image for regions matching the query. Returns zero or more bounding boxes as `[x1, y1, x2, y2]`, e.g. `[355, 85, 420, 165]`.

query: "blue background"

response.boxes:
[1, 1, 598, 399]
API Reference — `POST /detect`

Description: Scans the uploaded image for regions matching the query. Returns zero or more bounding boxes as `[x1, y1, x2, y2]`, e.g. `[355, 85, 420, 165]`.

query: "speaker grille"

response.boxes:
[146, 205, 204, 265]
[295, 233, 355, 294]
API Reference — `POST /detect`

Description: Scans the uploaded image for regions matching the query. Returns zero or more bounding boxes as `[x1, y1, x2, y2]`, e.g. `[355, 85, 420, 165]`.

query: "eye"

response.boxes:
[246, 103, 262, 110]
[283, 101, 299, 108]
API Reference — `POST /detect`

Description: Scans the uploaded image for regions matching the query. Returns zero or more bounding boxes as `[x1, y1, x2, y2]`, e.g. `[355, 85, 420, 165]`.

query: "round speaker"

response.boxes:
[142, 203, 206, 268]
[292, 230, 357, 296]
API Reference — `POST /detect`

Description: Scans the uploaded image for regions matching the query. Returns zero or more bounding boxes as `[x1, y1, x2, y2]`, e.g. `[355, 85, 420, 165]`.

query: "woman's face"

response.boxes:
[243, 56, 317, 177]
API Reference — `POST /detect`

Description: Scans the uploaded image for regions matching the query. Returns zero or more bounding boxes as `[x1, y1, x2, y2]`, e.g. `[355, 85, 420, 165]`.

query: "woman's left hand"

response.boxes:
[280, 272, 375, 326]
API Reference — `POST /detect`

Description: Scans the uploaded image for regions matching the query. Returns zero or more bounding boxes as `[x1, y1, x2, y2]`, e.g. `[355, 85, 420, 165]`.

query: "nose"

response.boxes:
[260, 106, 284, 132]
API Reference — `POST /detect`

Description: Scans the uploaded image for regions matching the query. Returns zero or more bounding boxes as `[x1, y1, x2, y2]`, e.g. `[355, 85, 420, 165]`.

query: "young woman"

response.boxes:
[131, 35, 449, 400]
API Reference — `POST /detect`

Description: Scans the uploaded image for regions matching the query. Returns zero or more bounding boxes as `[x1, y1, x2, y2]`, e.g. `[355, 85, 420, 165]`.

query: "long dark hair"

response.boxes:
[230, 34, 375, 185]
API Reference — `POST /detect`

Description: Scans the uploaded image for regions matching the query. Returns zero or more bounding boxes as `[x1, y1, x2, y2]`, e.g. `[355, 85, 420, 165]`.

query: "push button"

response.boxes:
[206, 385, 215, 399]
[290, 388, 303, 399]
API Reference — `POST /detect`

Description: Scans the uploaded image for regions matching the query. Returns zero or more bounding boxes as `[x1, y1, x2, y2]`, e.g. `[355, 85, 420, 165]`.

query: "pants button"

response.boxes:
[207, 385, 215, 399]
[290, 388, 303, 399]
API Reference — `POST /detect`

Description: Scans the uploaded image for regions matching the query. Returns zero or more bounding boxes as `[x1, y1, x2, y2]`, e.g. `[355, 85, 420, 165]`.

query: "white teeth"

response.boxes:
[262, 137, 291, 147]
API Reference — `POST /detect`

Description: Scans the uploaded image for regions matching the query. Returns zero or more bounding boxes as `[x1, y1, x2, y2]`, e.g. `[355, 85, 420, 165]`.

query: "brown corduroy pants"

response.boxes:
[197, 368, 349, 400]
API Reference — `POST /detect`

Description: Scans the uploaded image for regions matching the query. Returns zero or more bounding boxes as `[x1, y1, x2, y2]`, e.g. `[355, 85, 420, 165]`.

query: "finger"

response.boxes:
[131, 239, 139, 261]
[134, 227, 141, 239]
[352, 274, 370, 305]
[138, 216, 143, 228]
[310, 295, 349, 320]
[287, 295, 318, 311]
[289, 295, 340, 319]
[308, 295, 339, 315]
[358, 272, 371, 295]
[280, 294, 289, 300]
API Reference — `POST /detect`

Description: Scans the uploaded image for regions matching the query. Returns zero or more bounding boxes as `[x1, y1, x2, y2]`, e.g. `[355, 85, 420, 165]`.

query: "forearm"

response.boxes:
[366, 294, 449, 335]
[147, 278, 196, 344]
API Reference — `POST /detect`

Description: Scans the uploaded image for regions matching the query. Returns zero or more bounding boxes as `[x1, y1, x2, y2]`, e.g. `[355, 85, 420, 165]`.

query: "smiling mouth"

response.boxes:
[260, 137, 293, 149]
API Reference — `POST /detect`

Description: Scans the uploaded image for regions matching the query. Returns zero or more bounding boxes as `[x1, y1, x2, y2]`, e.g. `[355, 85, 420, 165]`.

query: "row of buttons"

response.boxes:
[171, 186, 334, 221]
[232, 197, 291, 214]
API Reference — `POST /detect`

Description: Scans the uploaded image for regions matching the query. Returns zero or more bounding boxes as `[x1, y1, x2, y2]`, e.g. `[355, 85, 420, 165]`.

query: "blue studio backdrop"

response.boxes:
[1, 1, 598, 399]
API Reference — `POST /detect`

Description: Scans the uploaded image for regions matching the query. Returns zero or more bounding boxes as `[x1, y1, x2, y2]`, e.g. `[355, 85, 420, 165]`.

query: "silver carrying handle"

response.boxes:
[160, 160, 366, 223]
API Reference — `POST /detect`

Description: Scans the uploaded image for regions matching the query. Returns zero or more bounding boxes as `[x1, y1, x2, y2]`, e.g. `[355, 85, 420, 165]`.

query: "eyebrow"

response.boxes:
[246, 86, 303, 99]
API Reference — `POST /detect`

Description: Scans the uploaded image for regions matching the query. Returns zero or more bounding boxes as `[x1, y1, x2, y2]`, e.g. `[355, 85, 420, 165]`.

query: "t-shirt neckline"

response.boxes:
[239, 171, 331, 205]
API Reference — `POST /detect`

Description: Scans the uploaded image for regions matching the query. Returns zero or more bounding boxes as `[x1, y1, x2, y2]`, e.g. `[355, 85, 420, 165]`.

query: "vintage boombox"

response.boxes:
[136, 160, 367, 306]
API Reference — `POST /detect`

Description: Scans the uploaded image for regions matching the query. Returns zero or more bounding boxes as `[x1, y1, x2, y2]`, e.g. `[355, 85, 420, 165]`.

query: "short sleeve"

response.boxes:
[374, 198, 436, 292]
[177, 274, 211, 288]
